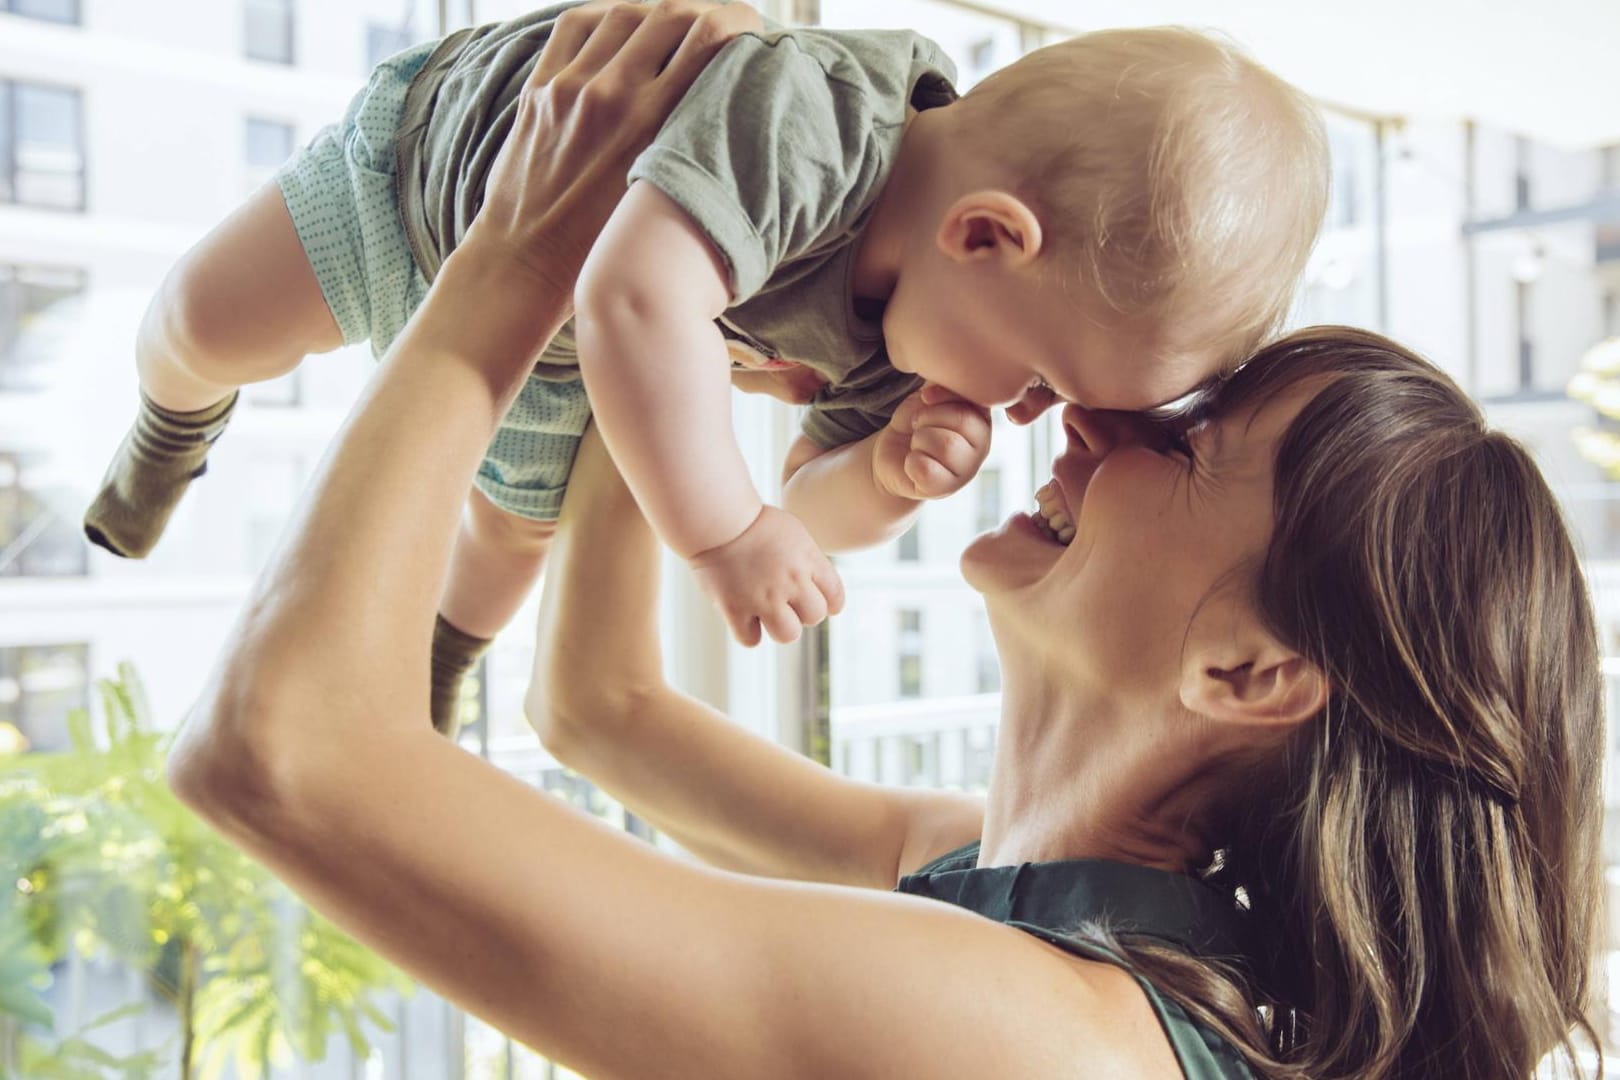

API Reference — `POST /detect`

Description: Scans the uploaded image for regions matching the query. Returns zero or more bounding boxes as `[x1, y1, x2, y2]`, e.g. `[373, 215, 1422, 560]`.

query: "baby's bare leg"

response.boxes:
[140, 182, 343, 410]
[85, 184, 343, 557]
[432, 488, 557, 734]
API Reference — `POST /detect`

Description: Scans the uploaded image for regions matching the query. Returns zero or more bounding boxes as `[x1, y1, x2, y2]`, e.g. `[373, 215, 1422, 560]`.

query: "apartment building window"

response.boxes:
[896, 522, 920, 562]
[974, 614, 999, 694]
[366, 21, 416, 69]
[0, 643, 89, 753]
[0, 451, 87, 577]
[974, 467, 1002, 533]
[0, 78, 86, 210]
[1514, 136, 1533, 212]
[244, 116, 293, 172]
[1516, 279, 1535, 391]
[2, 0, 79, 24]
[1, 262, 85, 390]
[244, 0, 295, 65]
[897, 609, 923, 698]
[243, 115, 294, 201]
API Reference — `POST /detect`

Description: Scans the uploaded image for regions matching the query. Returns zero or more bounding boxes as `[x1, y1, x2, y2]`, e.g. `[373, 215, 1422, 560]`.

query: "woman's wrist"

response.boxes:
[421, 238, 578, 377]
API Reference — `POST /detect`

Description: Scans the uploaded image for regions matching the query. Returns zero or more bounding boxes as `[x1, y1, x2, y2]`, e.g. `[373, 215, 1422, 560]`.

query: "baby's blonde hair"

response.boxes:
[959, 27, 1330, 369]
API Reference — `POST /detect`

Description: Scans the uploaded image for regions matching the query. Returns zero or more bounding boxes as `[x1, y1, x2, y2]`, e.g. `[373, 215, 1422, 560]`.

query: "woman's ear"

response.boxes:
[936, 190, 1043, 269]
[1180, 632, 1327, 730]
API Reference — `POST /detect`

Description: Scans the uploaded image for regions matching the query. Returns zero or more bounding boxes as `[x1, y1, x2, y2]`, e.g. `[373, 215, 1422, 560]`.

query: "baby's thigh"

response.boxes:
[152, 183, 342, 375]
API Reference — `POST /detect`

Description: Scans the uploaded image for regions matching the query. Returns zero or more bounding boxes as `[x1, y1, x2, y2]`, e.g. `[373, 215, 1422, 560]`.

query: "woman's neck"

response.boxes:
[978, 677, 1220, 875]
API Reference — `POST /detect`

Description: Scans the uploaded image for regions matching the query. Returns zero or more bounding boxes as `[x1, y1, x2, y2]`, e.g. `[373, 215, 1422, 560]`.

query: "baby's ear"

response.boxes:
[936, 191, 1043, 268]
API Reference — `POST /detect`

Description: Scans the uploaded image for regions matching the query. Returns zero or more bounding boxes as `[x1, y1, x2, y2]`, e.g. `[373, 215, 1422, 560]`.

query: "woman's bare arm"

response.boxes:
[533, 425, 984, 888]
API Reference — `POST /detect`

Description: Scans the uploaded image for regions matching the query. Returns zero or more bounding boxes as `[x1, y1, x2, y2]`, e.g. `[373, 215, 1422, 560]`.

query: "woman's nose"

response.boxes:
[1061, 405, 1143, 456]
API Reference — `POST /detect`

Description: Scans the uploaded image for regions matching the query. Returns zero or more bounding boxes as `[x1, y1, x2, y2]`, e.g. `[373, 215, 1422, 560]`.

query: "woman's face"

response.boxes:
[962, 383, 1315, 698]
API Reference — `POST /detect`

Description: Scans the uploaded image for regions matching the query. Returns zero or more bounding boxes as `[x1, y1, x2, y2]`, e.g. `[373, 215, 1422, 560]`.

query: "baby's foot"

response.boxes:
[82, 391, 238, 558]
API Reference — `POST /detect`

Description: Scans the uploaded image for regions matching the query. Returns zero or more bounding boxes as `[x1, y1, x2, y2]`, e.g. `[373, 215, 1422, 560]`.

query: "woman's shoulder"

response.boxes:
[897, 842, 1258, 1080]
[1014, 925, 1258, 1080]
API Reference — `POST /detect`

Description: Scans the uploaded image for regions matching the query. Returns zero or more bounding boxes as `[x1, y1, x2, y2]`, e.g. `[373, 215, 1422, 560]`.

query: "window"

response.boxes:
[243, 116, 293, 196]
[0, 78, 86, 210]
[974, 615, 999, 694]
[366, 21, 416, 69]
[974, 467, 1002, 533]
[968, 37, 996, 77]
[0, 643, 89, 753]
[244, 0, 294, 65]
[0, 451, 88, 577]
[1514, 136, 1532, 212]
[1598, 223, 1620, 266]
[896, 522, 920, 562]
[1516, 279, 1535, 391]
[897, 609, 923, 698]
[243, 116, 292, 172]
[1606, 289, 1619, 339]
[2, 0, 79, 23]
[0, 263, 86, 390]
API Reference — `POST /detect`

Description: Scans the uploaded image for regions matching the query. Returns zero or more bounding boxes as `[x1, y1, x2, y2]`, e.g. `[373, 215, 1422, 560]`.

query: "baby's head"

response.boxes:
[883, 27, 1329, 412]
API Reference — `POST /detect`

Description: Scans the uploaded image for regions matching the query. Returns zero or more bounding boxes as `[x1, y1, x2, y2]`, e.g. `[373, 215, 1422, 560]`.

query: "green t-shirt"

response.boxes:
[897, 842, 1260, 1080]
[394, 2, 957, 448]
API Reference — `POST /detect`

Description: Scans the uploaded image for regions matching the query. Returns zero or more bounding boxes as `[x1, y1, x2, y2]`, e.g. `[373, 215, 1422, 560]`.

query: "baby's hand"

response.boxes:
[690, 506, 845, 646]
[873, 384, 993, 501]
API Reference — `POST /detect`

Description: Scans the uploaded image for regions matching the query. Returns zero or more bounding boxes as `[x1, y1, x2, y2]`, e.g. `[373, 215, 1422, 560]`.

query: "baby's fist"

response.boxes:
[875, 384, 992, 501]
[689, 506, 845, 646]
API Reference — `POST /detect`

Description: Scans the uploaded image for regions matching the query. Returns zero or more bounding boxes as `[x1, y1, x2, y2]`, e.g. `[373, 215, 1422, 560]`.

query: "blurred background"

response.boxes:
[1, 0, 1618, 1075]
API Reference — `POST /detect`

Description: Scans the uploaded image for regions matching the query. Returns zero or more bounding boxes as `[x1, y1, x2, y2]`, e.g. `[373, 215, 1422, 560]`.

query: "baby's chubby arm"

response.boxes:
[574, 181, 842, 645]
[784, 385, 993, 553]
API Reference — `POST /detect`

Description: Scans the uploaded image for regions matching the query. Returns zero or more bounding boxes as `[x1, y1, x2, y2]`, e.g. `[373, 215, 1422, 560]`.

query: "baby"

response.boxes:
[83, 2, 1328, 733]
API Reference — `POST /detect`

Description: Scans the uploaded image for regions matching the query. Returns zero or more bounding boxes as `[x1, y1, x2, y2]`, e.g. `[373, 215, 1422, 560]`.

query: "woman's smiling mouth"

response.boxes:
[1032, 480, 1075, 545]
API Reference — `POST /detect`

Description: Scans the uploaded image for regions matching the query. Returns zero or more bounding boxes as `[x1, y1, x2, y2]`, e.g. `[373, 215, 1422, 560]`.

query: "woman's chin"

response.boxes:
[961, 512, 1067, 593]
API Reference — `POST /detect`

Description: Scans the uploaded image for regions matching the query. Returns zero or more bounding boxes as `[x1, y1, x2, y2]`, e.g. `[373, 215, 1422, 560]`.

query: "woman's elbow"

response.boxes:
[525, 663, 652, 768]
[165, 681, 308, 835]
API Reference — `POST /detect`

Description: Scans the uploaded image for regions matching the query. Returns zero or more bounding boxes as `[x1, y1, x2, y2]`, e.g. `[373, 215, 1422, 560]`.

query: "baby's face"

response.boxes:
[882, 268, 1214, 415]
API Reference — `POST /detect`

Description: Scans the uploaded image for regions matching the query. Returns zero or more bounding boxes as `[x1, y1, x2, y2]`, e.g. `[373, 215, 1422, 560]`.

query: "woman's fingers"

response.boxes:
[657, 1, 762, 83]
[531, 0, 617, 86]
[567, 2, 655, 78]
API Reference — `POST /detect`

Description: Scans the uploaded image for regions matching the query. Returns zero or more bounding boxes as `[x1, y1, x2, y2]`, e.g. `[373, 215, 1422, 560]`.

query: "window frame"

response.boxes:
[0, 76, 88, 212]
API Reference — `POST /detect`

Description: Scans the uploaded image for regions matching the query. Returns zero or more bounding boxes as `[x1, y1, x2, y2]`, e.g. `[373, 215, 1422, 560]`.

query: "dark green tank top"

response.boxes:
[896, 842, 1257, 1079]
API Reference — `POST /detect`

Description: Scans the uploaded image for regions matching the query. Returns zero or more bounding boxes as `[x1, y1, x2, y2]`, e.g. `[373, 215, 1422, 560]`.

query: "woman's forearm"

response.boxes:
[175, 246, 571, 755]
[533, 429, 953, 889]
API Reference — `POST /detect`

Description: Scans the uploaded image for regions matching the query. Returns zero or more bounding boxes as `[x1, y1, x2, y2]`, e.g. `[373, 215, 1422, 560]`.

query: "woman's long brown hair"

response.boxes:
[1103, 327, 1604, 1078]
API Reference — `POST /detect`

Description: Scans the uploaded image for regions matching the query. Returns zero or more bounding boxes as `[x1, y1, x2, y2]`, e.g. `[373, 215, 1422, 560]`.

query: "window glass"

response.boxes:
[0, 643, 89, 752]
[244, 0, 294, 64]
[8, 81, 84, 209]
[6, 0, 78, 23]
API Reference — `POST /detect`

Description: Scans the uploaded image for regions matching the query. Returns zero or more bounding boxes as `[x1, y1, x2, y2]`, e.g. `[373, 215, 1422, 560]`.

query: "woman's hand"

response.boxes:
[464, 0, 763, 298]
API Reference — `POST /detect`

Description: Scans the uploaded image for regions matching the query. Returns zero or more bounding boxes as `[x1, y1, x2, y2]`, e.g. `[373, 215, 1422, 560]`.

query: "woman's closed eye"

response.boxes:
[1160, 425, 1197, 466]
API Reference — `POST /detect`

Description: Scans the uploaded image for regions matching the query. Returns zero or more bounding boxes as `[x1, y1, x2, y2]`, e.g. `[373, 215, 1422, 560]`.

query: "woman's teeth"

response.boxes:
[1033, 481, 1076, 545]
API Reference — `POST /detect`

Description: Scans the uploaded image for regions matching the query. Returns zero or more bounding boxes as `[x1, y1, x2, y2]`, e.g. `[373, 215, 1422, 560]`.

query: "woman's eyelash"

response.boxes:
[1163, 429, 1195, 462]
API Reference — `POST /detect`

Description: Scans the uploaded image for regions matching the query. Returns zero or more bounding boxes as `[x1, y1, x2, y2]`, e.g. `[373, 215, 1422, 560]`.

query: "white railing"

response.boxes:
[832, 693, 1000, 791]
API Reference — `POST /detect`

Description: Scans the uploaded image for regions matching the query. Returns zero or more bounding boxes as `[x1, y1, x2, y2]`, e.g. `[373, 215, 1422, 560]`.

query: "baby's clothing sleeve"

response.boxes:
[626, 30, 913, 303]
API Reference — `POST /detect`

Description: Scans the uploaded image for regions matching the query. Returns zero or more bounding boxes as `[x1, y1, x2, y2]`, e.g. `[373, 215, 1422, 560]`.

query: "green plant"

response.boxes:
[0, 664, 412, 1080]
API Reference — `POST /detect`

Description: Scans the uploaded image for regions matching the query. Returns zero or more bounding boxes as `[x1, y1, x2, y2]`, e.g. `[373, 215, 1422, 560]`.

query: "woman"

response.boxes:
[168, 2, 1603, 1076]
[537, 327, 1605, 1079]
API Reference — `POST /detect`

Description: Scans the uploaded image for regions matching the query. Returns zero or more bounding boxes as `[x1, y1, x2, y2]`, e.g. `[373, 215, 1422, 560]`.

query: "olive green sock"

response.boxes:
[83, 390, 238, 558]
[431, 614, 493, 737]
